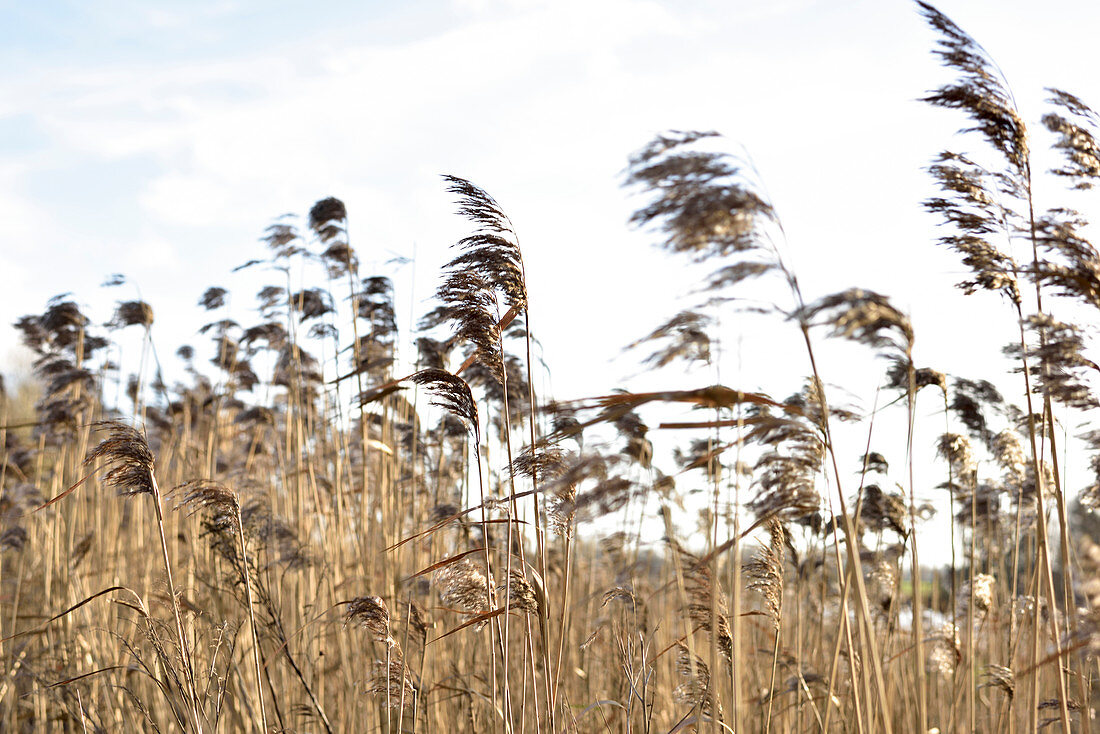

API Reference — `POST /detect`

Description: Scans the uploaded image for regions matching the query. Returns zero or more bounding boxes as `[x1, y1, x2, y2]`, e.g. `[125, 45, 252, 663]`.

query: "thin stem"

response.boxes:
[148, 473, 202, 734]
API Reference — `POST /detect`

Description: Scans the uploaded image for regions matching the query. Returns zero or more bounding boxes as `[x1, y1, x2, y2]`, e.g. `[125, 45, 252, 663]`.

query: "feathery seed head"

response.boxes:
[110, 301, 154, 329]
[434, 556, 495, 623]
[85, 421, 157, 497]
[346, 595, 393, 645]
[368, 658, 415, 708]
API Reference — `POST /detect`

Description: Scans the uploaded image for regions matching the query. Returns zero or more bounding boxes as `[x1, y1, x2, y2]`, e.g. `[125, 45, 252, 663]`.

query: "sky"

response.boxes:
[3, 0, 1100, 560]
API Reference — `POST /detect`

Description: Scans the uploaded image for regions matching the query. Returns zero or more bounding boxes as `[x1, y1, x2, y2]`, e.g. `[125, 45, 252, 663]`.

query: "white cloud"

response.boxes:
[4, 0, 691, 243]
[123, 234, 183, 271]
[0, 163, 41, 240]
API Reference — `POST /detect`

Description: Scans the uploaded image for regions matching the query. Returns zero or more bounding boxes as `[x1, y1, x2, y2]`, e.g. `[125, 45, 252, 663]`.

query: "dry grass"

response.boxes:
[3, 3, 1100, 732]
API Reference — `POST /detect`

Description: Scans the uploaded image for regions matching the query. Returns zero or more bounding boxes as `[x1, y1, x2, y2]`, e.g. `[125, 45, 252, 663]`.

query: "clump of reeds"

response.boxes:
[6, 4, 1100, 732]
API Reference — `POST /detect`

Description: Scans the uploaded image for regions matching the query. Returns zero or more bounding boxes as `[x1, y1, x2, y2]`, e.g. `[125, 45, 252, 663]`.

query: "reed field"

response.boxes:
[5, 3, 1100, 732]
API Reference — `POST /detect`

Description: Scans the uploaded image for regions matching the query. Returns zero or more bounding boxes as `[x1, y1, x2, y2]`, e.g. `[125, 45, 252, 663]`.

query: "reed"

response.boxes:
[3, 3, 1100, 732]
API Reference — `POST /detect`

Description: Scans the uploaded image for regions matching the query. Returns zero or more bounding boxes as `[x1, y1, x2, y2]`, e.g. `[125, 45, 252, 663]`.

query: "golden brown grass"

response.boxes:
[3, 3, 1100, 732]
